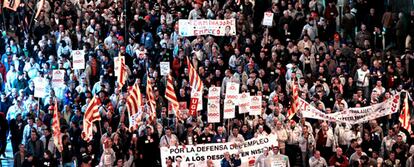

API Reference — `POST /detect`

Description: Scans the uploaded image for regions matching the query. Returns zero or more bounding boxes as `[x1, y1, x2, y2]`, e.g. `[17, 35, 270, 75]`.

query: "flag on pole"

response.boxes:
[116, 55, 128, 91]
[81, 95, 101, 142]
[399, 93, 411, 132]
[287, 79, 299, 120]
[146, 75, 157, 123]
[165, 73, 181, 120]
[126, 82, 142, 131]
[186, 57, 203, 115]
[3, 0, 20, 11]
[52, 100, 63, 152]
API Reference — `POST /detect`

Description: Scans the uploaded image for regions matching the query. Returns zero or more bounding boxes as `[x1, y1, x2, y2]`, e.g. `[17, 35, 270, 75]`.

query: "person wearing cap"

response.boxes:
[299, 125, 315, 166]
[286, 120, 302, 165]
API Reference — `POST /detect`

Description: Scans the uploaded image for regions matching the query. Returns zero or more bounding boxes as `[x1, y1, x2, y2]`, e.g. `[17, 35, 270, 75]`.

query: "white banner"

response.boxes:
[52, 70, 65, 88]
[223, 99, 235, 119]
[160, 134, 278, 167]
[300, 93, 401, 124]
[72, 50, 85, 69]
[34, 77, 48, 98]
[238, 92, 251, 114]
[160, 62, 170, 76]
[114, 56, 125, 77]
[178, 19, 236, 37]
[249, 96, 262, 115]
[262, 12, 274, 26]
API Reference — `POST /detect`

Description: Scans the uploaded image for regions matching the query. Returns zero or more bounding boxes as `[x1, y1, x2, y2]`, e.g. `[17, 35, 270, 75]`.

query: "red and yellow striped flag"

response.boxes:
[165, 73, 181, 120]
[52, 100, 63, 152]
[116, 55, 128, 91]
[81, 96, 101, 142]
[287, 79, 299, 120]
[399, 93, 411, 132]
[126, 82, 142, 131]
[146, 75, 157, 123]
[186, 57, 203, 116]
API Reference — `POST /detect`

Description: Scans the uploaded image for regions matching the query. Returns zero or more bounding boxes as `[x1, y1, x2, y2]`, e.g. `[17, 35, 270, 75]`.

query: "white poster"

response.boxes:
[238, 92, 250, 114]
[160, 134, 278, 167]
[114, 56, 125, 77]
[160, 62, 170, 76]
[207, 102, 220, 123]
[72, 50, 85, 69]
[249, 96, 262, 115]
[262, 12, 274, 26]
[223, 99, 235, 119]
[178, 19, 236, 37]
[34, 77, 48, 98]
[52, 70, 65, 88]
[225, 82, 239, 105]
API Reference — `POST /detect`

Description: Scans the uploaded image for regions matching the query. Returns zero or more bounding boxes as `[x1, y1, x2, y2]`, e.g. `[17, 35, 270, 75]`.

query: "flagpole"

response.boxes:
[28, 0, 40, 32]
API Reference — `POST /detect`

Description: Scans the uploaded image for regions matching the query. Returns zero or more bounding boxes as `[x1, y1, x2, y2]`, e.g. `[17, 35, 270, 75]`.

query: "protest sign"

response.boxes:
[208, 86, 221, 102]
[114, 56, 125, 76]
[160, 62, 170, 76]
[189, 97, 199, 117]
[263, 12, 274, 26]
[300, 93, 401, 124]
[34, 77, 48, 98]
[238, 92, 250, 114]
[207, 103, 220, 123]
[223, 99, 235, 119]
[52, 70, 65, 88]
[72, 50, 85, 69]
[225, 82, 239, 105]
[160, 134, 278, 167]
[178, 19, 236, 36]
[249, 96, 262, 115]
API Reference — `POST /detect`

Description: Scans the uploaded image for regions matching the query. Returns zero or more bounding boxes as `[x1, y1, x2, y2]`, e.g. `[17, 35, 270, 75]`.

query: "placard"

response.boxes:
[223, 99, 235, 119]
[34, 77, 48, 98]
[178, 19, 236, 37]
[160, 62, 170, 76]
[249, 96, 262, 115]
[225, 82, 239, 105]
[72, 50, 85, 69]
[208, 86, 221, 102]
[238, 92, 250, 114]
[189, 98, 199, 117]
[263, 12, 274, 26]
[207, 103, 220, 123]
[52, 70, 65, 88]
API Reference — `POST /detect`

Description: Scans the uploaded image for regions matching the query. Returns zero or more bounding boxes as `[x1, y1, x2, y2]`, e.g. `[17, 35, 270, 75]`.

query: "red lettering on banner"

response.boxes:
[251, 106, 260, 109]
[226, 95, 238, 99]
[208, 113, 219, 117]
[73, 60, 83, 63]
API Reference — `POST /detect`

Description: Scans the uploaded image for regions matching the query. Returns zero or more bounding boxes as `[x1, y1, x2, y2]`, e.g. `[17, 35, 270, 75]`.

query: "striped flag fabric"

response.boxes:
[165, 73, 181, 120]
[126, 82, 142, 131]
[146, 75, 157, 122]
[81, 96, 101, 142]
[116, 55, 128, 91]
[399, 93, 411, 132]
[52, 100, 63, 152]
[287, 79, 299, 120]
[186, 57, 203, 114]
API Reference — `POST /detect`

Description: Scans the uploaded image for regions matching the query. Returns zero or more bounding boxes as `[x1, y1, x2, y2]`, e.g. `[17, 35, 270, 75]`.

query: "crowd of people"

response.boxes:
[0, 0, 414, 166]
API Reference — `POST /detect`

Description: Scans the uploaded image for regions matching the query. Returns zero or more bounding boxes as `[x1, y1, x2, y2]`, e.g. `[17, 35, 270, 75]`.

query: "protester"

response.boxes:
[0, 0, 413, 167]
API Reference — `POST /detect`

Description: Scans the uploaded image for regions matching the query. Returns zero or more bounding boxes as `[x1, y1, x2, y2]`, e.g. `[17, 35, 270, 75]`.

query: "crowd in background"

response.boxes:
[0, 0, 414, 166]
